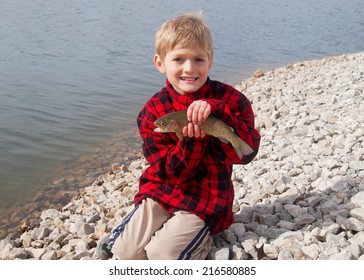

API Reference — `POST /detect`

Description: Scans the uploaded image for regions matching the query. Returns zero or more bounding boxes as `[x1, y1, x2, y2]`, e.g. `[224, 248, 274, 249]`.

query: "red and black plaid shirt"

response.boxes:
[135, 78, 260, 234]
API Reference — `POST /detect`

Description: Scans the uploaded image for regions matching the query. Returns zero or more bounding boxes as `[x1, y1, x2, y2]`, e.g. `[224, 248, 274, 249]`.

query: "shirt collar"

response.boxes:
[166, 78, 211, 107]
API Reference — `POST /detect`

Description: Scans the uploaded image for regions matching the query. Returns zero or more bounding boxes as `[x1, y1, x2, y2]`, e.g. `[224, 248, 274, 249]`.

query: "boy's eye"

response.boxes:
[173, 58, 184, 62]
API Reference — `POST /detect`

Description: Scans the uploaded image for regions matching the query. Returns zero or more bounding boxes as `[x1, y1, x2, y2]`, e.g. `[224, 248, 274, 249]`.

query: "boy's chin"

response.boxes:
[178, 85, 202, 95]
[179, 89, 198, 95]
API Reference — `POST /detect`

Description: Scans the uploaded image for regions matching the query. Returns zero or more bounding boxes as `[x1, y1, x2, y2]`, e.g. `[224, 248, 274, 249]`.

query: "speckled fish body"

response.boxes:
[153, 110, 253, 158]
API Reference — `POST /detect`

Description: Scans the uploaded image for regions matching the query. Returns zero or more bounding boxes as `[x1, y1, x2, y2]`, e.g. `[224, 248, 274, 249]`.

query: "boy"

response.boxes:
[97, 12, 260, 260]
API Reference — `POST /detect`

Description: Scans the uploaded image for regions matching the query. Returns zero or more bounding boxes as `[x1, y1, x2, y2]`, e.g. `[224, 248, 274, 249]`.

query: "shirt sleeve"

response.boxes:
[137, 104, 208, 185]
[203, 85, 260, 165]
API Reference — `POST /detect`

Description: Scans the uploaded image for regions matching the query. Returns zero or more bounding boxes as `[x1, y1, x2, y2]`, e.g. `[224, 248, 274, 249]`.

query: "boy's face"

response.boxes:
[154, 47, 212, 95]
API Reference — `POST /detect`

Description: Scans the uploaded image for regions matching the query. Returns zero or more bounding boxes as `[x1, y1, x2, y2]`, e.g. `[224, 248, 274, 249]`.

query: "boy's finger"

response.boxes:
[191, 109, 199, 125]
[187, 103, 196, 122]
[182, 126, 188, 137]
[200, 129, 206, 138]
[188, 123, 195, 137]
[194, 124, 201, 138]
[203, 106, 211, 121]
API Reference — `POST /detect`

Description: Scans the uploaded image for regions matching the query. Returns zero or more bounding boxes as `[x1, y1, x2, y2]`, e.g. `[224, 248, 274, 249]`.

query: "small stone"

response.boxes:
[350, 208, 364, 223]
[229, 223, 246, 241]
[263, 244, 279, 259]
[220, 230, 237, 243]
[284, 205, 307, 218]
[294, 214, 316, 225]
[302, 244, 320, 259]
[231, 245, 249, 260]
[278, 249, 294, 260]
[351, 192, 364, 207]
[337, 216, 364, 231]
[254, 69, 264, 78]
[208, 247, 230, 260]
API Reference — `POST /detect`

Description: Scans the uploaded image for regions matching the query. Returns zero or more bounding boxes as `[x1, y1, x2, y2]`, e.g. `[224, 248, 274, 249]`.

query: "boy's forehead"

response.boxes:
[167, 47, 209, 57]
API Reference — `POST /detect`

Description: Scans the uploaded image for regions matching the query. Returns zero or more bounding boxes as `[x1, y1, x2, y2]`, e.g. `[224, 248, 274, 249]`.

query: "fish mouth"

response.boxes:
[154, 127, 164, 133]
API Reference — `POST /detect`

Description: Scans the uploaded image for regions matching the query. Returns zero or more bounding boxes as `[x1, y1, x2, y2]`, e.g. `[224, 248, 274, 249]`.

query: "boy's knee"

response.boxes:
[111, 236, 147, 260]
[145, 240, 177, 260]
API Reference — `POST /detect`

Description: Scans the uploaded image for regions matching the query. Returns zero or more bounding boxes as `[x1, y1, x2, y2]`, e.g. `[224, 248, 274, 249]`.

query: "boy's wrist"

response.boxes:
[200, 98, 220, 117]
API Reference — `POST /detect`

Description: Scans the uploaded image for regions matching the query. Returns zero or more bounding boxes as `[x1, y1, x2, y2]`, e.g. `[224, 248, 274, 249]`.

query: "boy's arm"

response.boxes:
[137, 106, 208, 184]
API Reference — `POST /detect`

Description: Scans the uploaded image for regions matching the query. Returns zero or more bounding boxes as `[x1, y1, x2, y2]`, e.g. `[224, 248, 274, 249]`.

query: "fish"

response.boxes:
[153, 110, 254, 158]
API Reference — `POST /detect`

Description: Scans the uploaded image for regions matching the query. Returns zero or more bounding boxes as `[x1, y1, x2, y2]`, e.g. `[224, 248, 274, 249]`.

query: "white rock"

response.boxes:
[351, 192, 364, 207]
[350, 208, 364, 223]
[231, 245, 249, 260]
[302, 244, 320, 259]
[209, 247, 230, 260]
[278, 249, 294, 260]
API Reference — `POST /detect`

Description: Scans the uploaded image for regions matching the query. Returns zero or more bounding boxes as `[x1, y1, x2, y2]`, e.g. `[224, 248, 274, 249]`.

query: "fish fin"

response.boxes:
[232, 139, 254, 159]
[218, 137, 229, 144]
[238, 140, 254, 158]
[176, 132, 183, 140]
[242, 142, 254, 156]
[234, 149, 243, 159]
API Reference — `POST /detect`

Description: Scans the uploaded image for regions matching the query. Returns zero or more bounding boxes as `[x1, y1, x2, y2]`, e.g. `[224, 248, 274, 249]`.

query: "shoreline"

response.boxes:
[1, 51, 363, 260]
[0, 127, 143, 239]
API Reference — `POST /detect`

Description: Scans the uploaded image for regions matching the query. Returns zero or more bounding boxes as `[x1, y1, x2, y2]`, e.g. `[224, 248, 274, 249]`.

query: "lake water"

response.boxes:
[0, 0, 363, 236]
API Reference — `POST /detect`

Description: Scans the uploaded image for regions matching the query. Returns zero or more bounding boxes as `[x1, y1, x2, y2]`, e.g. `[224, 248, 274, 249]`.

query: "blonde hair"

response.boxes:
[155, 12, 213, 60]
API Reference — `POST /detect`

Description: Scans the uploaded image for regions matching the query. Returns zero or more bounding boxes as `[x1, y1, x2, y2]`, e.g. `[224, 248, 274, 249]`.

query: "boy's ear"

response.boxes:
[154, 54, 165, 73]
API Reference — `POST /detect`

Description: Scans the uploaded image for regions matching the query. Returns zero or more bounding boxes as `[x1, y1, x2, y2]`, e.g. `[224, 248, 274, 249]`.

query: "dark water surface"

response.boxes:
[0, 0, 363, 237]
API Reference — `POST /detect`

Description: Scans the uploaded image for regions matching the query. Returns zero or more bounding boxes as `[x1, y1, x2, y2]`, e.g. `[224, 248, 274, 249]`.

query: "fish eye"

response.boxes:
[160, 121, 166, 127]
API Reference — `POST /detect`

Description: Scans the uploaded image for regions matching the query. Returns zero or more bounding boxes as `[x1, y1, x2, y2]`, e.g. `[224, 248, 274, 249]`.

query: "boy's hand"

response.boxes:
[182, 123, 206, 138]
[187, 100, 211, 125]
[182, 101, 211, 138]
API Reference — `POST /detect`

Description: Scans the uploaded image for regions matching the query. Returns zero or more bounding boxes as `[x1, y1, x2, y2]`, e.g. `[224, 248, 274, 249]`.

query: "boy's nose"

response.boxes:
[183, 60, 194, 72]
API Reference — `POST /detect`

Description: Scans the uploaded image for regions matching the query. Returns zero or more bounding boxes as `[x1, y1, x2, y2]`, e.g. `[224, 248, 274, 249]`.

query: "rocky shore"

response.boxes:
[1, 52, 363, 260]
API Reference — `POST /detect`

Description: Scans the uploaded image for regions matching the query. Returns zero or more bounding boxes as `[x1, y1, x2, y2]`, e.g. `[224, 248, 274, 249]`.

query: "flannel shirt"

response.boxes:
[135, 78, 260, 234]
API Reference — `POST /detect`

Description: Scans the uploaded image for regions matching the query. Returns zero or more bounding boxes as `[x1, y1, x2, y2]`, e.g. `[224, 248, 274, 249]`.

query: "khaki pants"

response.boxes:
[109, 198, 212, 260]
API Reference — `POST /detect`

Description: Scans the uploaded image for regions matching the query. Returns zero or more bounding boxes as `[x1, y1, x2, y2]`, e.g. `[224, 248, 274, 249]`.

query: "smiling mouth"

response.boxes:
[180, 77, 198, 81]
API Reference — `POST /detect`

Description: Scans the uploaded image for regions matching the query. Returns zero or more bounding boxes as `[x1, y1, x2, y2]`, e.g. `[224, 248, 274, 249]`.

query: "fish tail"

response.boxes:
[234, 139, 254, 159]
